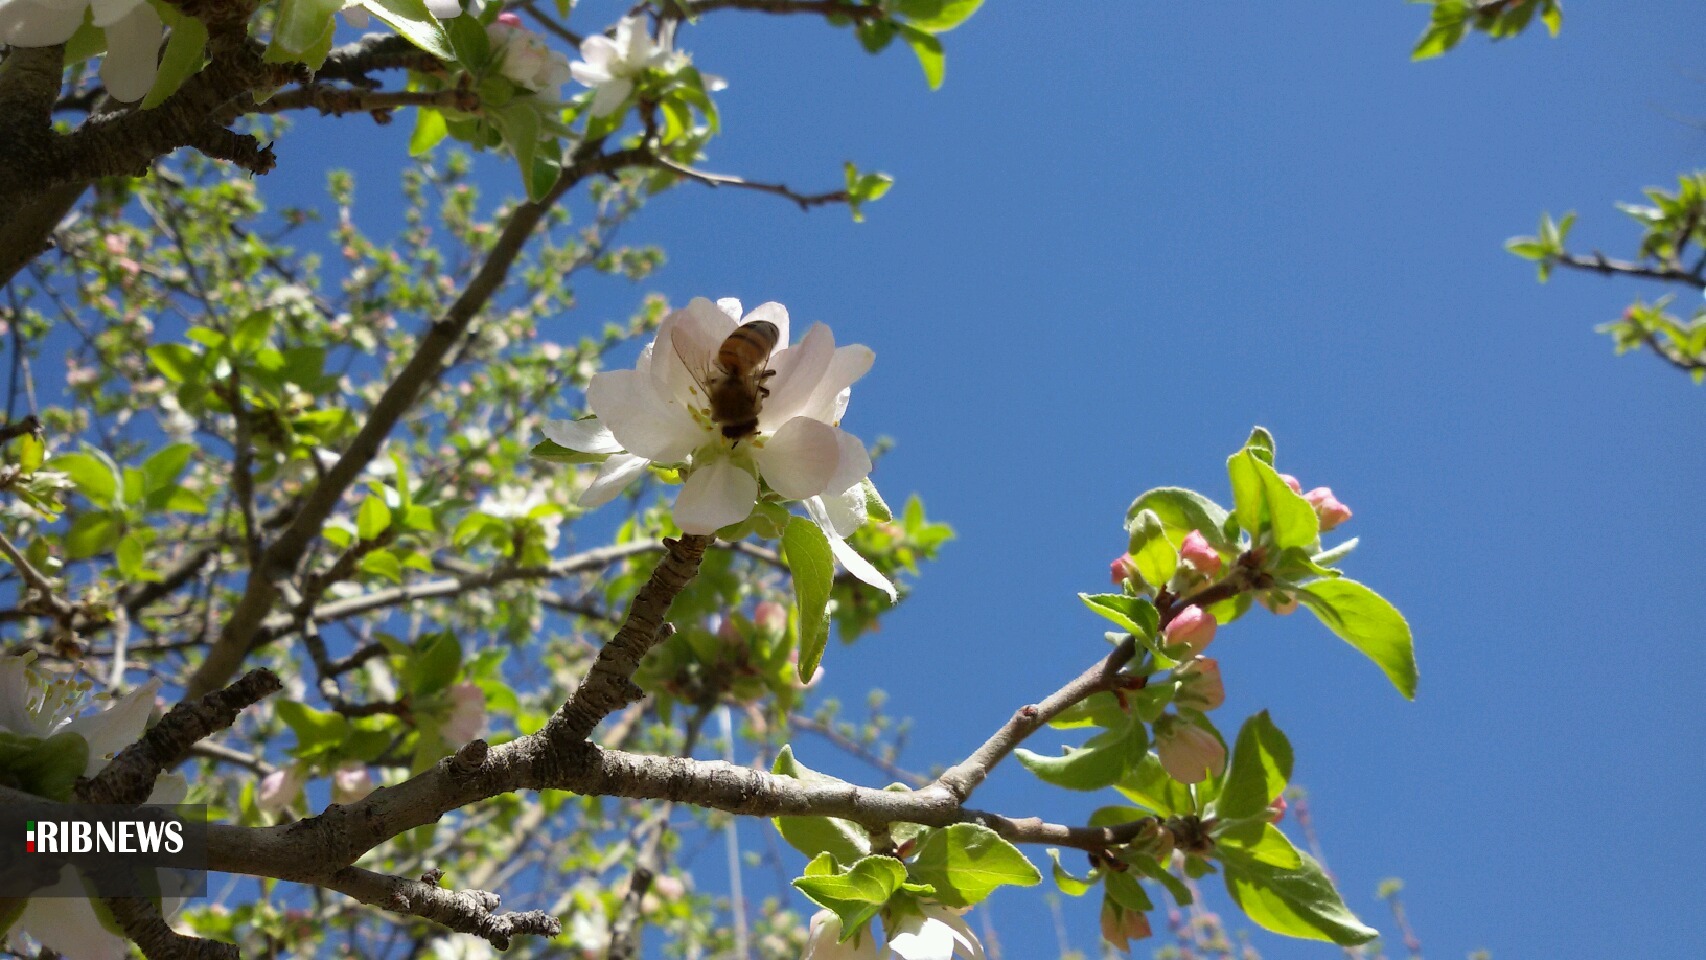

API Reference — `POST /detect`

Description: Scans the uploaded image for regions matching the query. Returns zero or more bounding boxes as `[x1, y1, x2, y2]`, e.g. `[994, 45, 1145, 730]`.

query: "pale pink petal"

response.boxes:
[824, 428, 871, 496]
[741, 301, 789, 358]
[148, 772, 189, 804]
[99, 3, 163, 103]
[715, 297, 743, 320]
[673, 456, 757, 534]
[88, 0, 137, 28]
[542, 417, 624, 454]
[822, 486, 867, 539]
[579, 453, 649, 507]
[805, 497, 895, 600]
[758, 322, 834, 431]
[585, 369, 702, 462]
[570, 60, 613, 86]
[752, 416, 839, 499]
[888, 911, 954, 960]
[424, 0, 461, 17]
[798, 344, 874, 424]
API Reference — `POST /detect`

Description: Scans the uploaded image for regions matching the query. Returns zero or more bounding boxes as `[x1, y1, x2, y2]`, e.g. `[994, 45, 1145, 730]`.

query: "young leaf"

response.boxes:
[141, 6, 208, 109]
[1127, 487, 1234, 551]
[1015, 712, 1147, 791]
[1296, 579, 1418, 700]
[792, 855, 907, 934]
[1078, 593, 1159, 643]
[896, 0, 983, 31]
[1216, 711, 1293, 821]
[357, 496, 393, 541]
[1226, 450, 1318, 548]
[908, 823, 1041, 908]
[1220, 835, 1378, 945]
[771, 746, 871, 865]
[51, 452, 119, 508]
[898, 25, 945, 90]
[358, 0, 455, 60]
[782, 517, 835, 682]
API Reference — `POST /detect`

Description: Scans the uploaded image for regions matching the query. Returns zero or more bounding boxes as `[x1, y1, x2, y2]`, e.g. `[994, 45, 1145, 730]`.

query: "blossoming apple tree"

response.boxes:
[0, 1, 1420, 958]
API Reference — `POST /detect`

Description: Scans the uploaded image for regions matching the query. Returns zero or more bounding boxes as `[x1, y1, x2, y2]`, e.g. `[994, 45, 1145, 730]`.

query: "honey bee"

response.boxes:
[674, 319, 779, 442]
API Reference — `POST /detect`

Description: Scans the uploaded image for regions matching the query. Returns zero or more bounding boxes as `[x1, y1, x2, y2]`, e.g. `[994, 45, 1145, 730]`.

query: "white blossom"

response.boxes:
[544, 296, 880, 535]
[0, 655, 187, 960]
[802, 910, 885, 960]
[488, 13, 574, 97]
[0, 0, 163, 102]
[441, 683, 487, 746]
[569, 14, 677, 116]
[886, 904, 985, 960]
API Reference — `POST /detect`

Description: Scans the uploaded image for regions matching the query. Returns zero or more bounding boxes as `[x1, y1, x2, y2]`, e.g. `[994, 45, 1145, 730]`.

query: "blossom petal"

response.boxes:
[923, 906, 985, 960]
[805, 497, 895, 600]
[822, 484, 868, 539]
[576, 34, 618, 71]
[741, 301, 789, 359]
[618, 14, 650, 68]
[673, 457, 757, 534]
[588, 76, 632, 115]
[825, 428, 871, 496]
[585, 369, 701, 463]
[888, 912, 954, 960]
[64, 678, 161, 776]
[653, 297, 736, 405]
[579, 453, 650, 507]
[0, 656, 47, 737]
[424, 0, 461, 17]
[0, 0, 86, 45]
[12, 888, 131, 960]
[542, 417, 624, 455]
[99, 2, 164, 103]
[88, 0, 137, 28]
[569, 60, 613, 86]
[715, 298, 743, 321]
[753, 416, 839, 499]
[148, 772, 189, 804]
[759, 322, 834, 430]
[799, 344, 874, 424]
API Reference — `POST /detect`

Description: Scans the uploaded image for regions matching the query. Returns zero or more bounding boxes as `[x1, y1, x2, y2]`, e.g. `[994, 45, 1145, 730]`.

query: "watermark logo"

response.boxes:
[0, 804, 206, 898]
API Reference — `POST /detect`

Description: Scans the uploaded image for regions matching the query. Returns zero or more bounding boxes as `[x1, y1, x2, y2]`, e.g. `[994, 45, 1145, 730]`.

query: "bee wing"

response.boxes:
[667, 321, 717, 396]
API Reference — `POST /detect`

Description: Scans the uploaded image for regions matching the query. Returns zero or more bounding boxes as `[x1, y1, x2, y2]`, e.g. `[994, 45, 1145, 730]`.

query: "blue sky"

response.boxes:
[276, 2, 1706, 957]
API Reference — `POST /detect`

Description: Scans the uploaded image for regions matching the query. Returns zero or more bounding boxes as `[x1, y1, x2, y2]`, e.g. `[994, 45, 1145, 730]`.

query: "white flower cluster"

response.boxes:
[487, 13, 573, 97]
[803, 905, 986, 960]
[0, 0, 163, 102]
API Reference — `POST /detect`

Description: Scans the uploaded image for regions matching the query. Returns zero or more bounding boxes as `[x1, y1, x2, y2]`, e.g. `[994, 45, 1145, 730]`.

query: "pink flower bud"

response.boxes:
[496, 11, 523, 25]
[332, 763, 375, 804]
[441, 683, 487, 746]
[1304, 487, 1352, 531]
[1279, 473, 1302, 494]
[256, 765, 306, 816]
[753, 600, 788, 639]
[103, 234, 128, 256]
[1155, 716, 1226, 784]
[1109, 555, 1139, 586]
[1266, 796, 1288, 823]
[1178, 530, 1221, 576]
[1174, 657, 1225, 711]
[1162, 605, 1217, 658]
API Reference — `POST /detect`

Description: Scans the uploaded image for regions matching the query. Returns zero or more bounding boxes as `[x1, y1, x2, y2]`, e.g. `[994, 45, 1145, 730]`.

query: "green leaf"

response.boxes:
[1115, 754, 1196, 817]
[898, 25, 945, 90]
[772, 746, 871, 865]
[64, 511, 122, 559]
[406, 632, 462, 698]
[908, 823, 1041, 908]
[13, 432, 44, 474]
[267, 0, 342, 66]
[1127, 487, 1234, 551]
[793, 855, 907, 934]
[1016, 711, 1147, 791]
[782, 517, 835, 683]
[1048, 849, 1099, 896]
[1078, 593, 1159, 643]
[1220, 833, 1377, 945]
[275, 700, 351, 755]
[140, 443, 195, 499]
[147, 344, 202, 384]
[530, 439, 608, 465]
[1104, 868, 1154, 914]
[1226, 450, 1318, 548]
[15, 731, 91, 800]
[51, 452, 118, 507]
[357, 495, 393, 541]
[1126, 509, 1177, 587]
[1296, 579, 1418, 700]
[896, 0, 983, 31]
[410, 106, 449, 156]
[141, 3, 208, 109]
[1217, 711, 1293, 820]
[359, 0, 455, 59]
[360, 550, 403, 583]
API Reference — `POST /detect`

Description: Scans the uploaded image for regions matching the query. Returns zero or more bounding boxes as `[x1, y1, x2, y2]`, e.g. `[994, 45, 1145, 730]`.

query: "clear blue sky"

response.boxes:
[279, 2, 1706, 957]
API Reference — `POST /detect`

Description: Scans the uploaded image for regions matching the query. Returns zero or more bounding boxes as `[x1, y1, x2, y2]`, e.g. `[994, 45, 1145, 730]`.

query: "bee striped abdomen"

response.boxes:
[716, 320, 779, 373]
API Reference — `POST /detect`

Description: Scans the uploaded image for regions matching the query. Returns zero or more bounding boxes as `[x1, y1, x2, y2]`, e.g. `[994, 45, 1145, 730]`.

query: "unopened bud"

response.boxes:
[1162, 605, 1217, 658]
[1266, 796, 1288, 824]
[1304, 487, 1352, 531]
[1259, 591, 1299, 616]
[1155, 715, 1226, 784]
[1174, 657, 1225, 711]
[1110, 555, 1140, 586]
[1178, 530, 1221, 576]
[1279, 473, 1302, 495]
[753, 600, 787, 639]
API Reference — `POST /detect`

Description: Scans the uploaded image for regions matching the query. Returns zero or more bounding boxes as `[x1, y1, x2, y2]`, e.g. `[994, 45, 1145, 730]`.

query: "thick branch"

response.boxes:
[326, 866, 561, 948]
